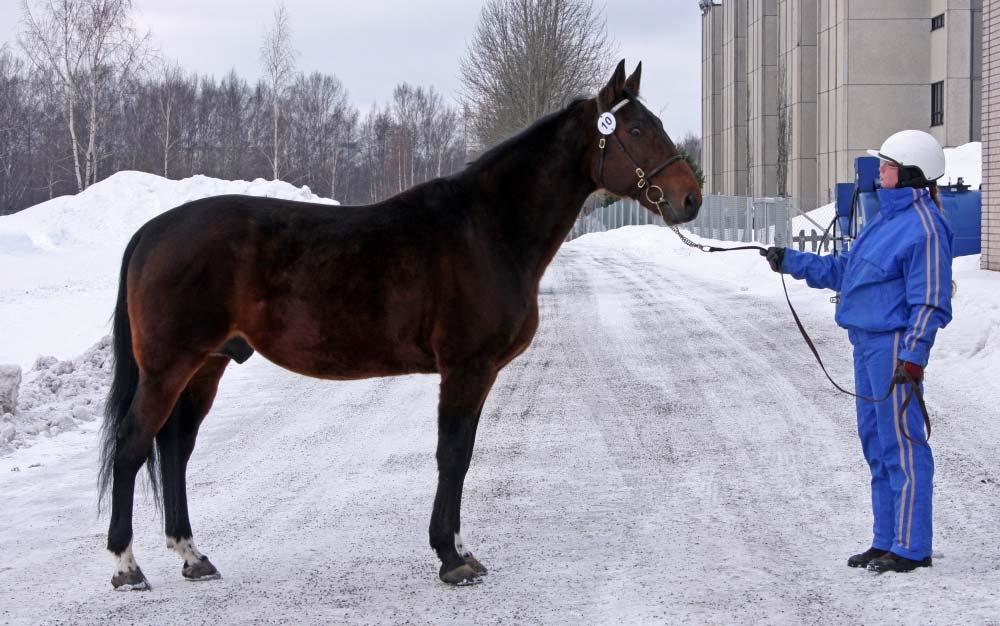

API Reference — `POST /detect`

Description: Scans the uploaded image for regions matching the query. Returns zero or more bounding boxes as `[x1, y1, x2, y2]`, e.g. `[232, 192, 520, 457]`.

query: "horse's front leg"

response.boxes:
[430, 365, 497, 585]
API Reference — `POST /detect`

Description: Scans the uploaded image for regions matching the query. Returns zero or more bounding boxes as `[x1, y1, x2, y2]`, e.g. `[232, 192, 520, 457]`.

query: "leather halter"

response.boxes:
[595, 96, 686, 219]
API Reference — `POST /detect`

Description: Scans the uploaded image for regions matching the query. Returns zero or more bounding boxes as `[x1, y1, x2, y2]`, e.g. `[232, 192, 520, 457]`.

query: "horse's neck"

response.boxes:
[477, 104, 597, 281]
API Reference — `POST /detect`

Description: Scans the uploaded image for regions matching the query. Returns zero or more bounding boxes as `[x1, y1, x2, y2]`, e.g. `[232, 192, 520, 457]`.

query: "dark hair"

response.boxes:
[928, 184, 942, 210]
[896, 164, 943, 210]
[897, 165, 930, 189]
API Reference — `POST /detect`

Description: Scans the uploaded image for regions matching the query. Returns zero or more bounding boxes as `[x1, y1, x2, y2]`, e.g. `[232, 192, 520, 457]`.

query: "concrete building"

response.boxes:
[777, 0, 818, 207]
[701, 2, 725, 195]
[981, 0, 999, 270]
[701, 0, 982, 210]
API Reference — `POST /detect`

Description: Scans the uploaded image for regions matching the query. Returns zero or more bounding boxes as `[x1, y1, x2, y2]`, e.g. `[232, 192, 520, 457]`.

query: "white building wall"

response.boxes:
[702, 0, 981, 207]
[981, 0, 999, 271]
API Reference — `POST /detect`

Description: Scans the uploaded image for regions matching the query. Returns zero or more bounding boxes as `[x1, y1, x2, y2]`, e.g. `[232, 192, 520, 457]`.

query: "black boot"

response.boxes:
[868, 552, 932, 573]
[847, 547, 889, 568]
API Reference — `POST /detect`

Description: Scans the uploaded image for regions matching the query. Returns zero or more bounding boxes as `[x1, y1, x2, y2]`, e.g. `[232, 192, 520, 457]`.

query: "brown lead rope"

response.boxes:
[661, 221, 931, 444]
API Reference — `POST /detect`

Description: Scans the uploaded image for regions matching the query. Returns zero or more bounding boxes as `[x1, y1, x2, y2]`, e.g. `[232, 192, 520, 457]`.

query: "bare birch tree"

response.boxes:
[0, 46, 33, 212]
[391, 83, 417, 192]
[19, 0, 149, 191]
[285, 71, 352, 196]
[459, 0, 615, 149]
[154, 62, 187, 178]
[0, 33, 465, 211]
[260, 2, 296, 180]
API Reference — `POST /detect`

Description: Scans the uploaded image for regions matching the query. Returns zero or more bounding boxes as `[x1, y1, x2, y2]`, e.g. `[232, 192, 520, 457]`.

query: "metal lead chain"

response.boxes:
[669, 225, 714, 252]
[650, 199, 714, 253]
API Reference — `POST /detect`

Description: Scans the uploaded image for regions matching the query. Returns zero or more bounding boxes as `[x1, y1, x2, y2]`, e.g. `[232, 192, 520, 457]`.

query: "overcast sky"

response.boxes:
[0, 1, 702, 139]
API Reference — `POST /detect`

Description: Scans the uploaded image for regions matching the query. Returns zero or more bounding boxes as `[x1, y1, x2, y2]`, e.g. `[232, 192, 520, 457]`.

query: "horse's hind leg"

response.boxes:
[108, 361, 197, 590]
[158, 356, 229, 581]
[430, 365, 497, 585]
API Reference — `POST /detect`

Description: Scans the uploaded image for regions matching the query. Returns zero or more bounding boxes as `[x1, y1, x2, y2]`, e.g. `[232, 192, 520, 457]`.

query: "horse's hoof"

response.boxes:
[182, 555, 221, 581]
[111, 567, 151, 591]
[439, 562, 482, 586]
[464, 553, 488, 576]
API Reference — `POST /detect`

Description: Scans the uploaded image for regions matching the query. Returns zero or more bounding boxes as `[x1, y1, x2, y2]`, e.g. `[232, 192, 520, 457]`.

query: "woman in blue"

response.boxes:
[761, 130, 953, 573]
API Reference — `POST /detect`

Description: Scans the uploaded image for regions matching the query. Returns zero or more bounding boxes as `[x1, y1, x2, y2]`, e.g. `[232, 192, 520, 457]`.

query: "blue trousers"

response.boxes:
[850, 329, 934, 560]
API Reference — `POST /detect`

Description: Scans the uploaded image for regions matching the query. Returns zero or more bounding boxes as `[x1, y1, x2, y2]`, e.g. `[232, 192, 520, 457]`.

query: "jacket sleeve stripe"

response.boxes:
[906, 305, 934, 352]
[913, 192, 934, 304]
[905, 305, 926, 351]
[916, 195, 942, 307]
[903, 193, 943, 354]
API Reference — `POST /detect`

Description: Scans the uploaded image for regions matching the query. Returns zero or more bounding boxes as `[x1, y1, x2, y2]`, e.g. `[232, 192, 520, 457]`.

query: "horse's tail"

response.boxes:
[99, 228, 159, 511]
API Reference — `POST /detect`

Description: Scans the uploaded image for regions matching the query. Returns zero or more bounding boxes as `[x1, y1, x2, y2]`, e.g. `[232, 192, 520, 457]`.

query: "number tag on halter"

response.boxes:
[597, 112, 616, 135]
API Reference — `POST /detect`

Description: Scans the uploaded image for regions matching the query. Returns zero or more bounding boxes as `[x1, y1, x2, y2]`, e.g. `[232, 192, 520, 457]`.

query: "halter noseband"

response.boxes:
[595, 96, 686, 217]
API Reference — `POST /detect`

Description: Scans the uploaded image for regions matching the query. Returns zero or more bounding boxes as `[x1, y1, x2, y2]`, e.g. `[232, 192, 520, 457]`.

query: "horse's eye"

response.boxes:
[630, 128, 641, 137]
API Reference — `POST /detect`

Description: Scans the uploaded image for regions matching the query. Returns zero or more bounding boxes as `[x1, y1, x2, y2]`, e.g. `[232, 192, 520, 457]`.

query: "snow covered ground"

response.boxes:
[1, 174, 999, 624]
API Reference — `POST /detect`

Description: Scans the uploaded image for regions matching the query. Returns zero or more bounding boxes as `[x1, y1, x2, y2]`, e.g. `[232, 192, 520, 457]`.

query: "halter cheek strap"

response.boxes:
[595, 98, 630, 185]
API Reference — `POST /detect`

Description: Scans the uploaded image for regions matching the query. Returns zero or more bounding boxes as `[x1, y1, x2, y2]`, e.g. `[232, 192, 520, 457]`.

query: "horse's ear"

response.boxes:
[598, 59, 627, 110]
[624, 62, 642, 96]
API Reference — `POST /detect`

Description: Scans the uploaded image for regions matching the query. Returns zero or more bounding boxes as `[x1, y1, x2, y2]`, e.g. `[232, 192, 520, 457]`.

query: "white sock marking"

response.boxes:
[113, 542, 138, 574]
[167, 537, 205, 566]
[455, 532, 471, 558]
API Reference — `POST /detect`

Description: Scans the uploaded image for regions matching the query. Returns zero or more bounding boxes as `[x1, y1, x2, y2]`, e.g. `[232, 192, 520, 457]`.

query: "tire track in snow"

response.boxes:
[548, 247, 853, 623]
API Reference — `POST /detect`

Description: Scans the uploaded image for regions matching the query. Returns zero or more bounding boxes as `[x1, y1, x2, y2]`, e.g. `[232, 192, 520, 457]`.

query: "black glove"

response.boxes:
[760, 247, 786, 273]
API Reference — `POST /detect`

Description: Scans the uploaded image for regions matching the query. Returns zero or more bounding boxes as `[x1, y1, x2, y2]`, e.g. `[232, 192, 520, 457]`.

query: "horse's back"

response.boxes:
[125, 191, 471, 377]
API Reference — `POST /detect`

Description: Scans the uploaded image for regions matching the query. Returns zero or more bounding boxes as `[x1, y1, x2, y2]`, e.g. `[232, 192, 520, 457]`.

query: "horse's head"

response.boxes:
[588, 60, 702, 224]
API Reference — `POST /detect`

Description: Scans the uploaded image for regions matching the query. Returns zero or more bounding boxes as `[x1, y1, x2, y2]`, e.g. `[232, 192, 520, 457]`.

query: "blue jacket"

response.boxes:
[782, 187, 953, 366]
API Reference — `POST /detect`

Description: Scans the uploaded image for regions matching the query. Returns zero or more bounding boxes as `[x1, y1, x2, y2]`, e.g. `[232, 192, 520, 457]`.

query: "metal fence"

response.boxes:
[565, 197, 664, 240]
[567, 194, 838, 253]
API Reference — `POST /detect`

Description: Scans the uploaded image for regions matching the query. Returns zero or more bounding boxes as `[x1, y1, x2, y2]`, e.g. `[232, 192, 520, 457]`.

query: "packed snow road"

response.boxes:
[2, 229, 998, 625]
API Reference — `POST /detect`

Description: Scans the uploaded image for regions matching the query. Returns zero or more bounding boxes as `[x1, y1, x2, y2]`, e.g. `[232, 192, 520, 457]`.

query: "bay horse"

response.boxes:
[99, 60, 702, 589]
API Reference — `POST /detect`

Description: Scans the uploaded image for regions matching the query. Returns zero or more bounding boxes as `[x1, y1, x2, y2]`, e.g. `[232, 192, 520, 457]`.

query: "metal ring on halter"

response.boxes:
[637, 178, 646, 189]
[635, 168, 645, 178]
[645, 184, 665, 205]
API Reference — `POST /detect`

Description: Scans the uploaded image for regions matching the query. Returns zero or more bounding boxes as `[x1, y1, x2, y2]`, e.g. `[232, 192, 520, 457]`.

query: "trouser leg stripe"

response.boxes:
[891, 332, 913, 546]
[902, 389, 918, 548]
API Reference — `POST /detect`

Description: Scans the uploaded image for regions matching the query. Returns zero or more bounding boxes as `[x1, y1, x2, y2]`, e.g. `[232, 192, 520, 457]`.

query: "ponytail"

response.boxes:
[928, 183, 942, 210]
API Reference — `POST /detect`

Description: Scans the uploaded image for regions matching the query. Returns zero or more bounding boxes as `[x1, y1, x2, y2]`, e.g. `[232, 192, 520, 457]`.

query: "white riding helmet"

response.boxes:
[866, 130, 946, 182]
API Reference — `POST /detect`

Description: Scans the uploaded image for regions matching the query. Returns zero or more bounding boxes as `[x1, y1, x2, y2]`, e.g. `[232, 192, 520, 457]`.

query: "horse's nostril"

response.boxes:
[684, 192, 700, 212]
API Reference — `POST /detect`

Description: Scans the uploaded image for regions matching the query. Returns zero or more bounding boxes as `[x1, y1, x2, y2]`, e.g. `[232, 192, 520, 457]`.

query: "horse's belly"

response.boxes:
[248, 322, 436, 380]
[239, 289, 436, 378]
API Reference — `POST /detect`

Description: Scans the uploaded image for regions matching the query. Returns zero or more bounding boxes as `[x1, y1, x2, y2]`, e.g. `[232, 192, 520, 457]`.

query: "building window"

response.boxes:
[931, 14, 944, 31]
[931, 81, 944, 126]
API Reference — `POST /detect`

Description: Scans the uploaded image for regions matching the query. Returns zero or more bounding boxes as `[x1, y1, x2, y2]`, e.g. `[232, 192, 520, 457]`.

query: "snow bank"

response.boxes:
[0, 366, 20, 415]
[790, 202, 836, 235]
[1, 337, 110, 454]
[0, 172, 340, 370]
[0, 170, 338, 252]
[0, 171, 340, 453]
[943, 141, 981, 188]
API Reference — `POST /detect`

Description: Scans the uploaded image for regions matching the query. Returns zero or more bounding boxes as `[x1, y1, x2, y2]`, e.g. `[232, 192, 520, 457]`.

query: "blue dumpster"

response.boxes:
[939, 186, 981, 256]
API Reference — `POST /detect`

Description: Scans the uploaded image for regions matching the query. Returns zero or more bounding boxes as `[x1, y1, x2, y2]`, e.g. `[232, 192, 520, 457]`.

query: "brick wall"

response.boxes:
[984, 1, 1000, 270]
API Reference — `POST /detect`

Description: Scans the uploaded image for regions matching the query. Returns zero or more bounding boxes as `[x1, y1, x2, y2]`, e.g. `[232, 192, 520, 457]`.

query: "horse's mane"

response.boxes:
[462, 97, 590, 176]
